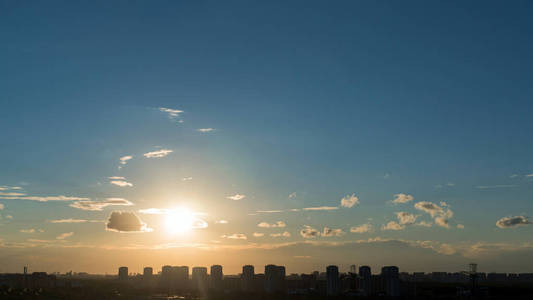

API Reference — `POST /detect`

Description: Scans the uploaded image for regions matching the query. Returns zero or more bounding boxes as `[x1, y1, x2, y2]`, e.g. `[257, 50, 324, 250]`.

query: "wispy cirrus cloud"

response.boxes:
[256, 210, 283, 213]
[56, 232, 74, 240]
[119, 155, 132, 165]
[197, 128, 215, 132]
[221, 233, 247, 240]
[302, 206, 339, 211]
[253, 232, 264, 237]
[0, 195, 90, 202]
[143, 149, 173, 158]
[0, 186, 22, 191]
[159, 107, 183, 119]
[48, 219, 103, 223]
[257, 221, 286, 228]
[340, 194, 359, 208]
[109, 180, 133, 187]
[350, 223, 372, 233]
[69, 198, 133, 211]
[496, 216, 532, 228]
[216, 220, 228, 224]
[227, 194, 246, 201]
[476, 185, 518, 189]
[391, 193, 414, 204]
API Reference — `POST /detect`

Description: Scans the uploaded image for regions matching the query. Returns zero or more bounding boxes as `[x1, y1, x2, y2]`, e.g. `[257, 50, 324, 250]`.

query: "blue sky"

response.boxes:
[1, 0, 533, 274]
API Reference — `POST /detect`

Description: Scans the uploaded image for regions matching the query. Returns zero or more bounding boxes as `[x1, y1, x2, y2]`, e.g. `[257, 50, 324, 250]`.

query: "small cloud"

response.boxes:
[5, 215, 13, 220]
[257, 221, 286, 228]
[70, 198, 133, 211]
[526, 174, 533, 177]
[0, 186, 22, 191]
[110, 180, 133, 187]
[20, 229, 36, 233]
[119, 156, 133, 165]
[227, 194, 246, 201]
[56, 232, 74, 240]
[216, 220, 228, 224]
[49, 218, 102, 223]
[106, 211, 152, 233]
[270, 231, 291, 238]
[289, 208, 300, 212]
[0, 192, 26, 196]
[322, 227, 345, 237]
[391, 193, 414, 204]
[300, 225, 321, 238]
[383, 173, 390, 179]
[457, 224, 465, 229]
[302, 206, 338, 211]
[476, 185, 518, 189]
[447, 183, 455, 187]
[496, 216, 532, 228]
[382, 221, 405, 231]
[159, 107, 183, 119]
[182, 177, 193, 181]
[222, 233, 247, 240]
[0, 203, 4, 210]
[143, 149, 173, 158]
[253, 232, 264, 237]
[340, 194, 359, 208]
[256, 210, 283, 213]
[350, 224, 372, 233]
[414, 201, 453, 228]
[294, 255, 312, 259]
[108, 176, 125, 180]
[197, 128, 214, 133]
[395, 212, 418, 225]
[0, 195, 90, 202]
[416, 221, 432, 227]
[288, 192, 297, 199]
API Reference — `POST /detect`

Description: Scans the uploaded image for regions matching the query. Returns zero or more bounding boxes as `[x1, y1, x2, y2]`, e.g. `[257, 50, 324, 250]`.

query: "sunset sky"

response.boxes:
[1, 1, 533, 275]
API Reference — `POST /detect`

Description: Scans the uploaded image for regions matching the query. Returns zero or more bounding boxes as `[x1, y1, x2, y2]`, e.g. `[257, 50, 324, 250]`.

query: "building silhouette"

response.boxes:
[265, 264, 285, 293]
[326, 265, 340, 296]
[359, 265, 372, 296]
[242, 265, 254, 292]
[143, 267, 153, 278]
[381, 266, 400, 297]
[192, 267, 208, 292]
[118, 267, 128, 281]
[210, 265, 223, 291]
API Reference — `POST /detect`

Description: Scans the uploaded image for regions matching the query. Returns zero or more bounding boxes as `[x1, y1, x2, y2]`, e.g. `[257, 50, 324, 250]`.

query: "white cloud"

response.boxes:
[110, 180, 133, 187]
[340, 194, 359, 208]
[257, 221, 286, 228]
[222, 233, 247, 240]
[0, 186, 22, 191]
[49, 219, 102, 223]
[350, 223, 372, 233]
[216, 220, 228, 224]
[253, 232, 264, 237]
[227, 194, 246, 201]
[56, 232, 74, 240]
[20, 229, 36, 233]
[288, 192, 297, 199]
[159, 107, 183, 119]
[395, 212, 418, 225]
[414, 201, 443, 217]
[302, 206, 339, 211]
[496, 216, 532, 228]
[0, 192, 26, 196]
[197, 128, 214, 132]
[106, 211, 152, 233]
[392, 193, 414, 204]
[476, 185, 518, 189]
[414, 201, 453, 228]
[119, 156, 133, 165]
[0, 195, 90, 202]
[143, 149, 173, 158]
[381, 221, 405, 231]
[108, 176, 125, 180]
[69, 198, 133, 211]
[322, 227, 345, 237]
[182, 177, 193, 181]
[416, 221, 432, 227]
[256, 210, 283, 213]
[300, 225, 321, 238]
[270, 231, 291, 238]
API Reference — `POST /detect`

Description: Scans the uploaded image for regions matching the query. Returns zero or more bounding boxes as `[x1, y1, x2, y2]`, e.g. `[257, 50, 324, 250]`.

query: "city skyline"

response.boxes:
[2, 1, 533, 275]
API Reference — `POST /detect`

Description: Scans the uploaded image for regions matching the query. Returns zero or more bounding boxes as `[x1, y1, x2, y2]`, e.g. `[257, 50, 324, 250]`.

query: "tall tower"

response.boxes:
[118, 266, 128, 280]
[242, 265, 255, 292]
[192, 267, 208, 292]
[210, 265, 223, 291]
[326, 265, 340, 296]
[359, 266, 371, 296]
[381, 266, 400, 297]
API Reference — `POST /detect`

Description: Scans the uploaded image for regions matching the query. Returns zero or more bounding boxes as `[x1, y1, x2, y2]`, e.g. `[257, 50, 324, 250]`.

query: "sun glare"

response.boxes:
[165, 208, 194, 234]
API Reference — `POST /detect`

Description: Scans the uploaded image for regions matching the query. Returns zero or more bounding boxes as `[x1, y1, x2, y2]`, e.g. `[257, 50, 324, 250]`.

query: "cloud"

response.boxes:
[69, 198, 133, 211]
[496, 216, 532, 228]
[392, 193, 414, 204]
[222, 233, 247, 240]
[414, 201, 453, 228]
[300, 225, 321, 238]
[0, 192, 26, 196]
[197, 128, 214, 132]
[270, 231, 291, 238]
[395, 212, 418, 225]
[381, 221, 405, 231]
[0, 203, 3, 210]
[138, 208, 172, 215]
[106, 211, 152, 233]
[457, 224, 465, 229]
[302, 206, 339, 211]
[350, 224, 372, 233]
[340, 194, 359, 208]
[20, 229, 35, 233]
[119, 156, 133, 165]
[288, 192, 297, 199]
[108, 176, 125, 180]
[256, 210, 283, 213]
[0, 186, 22, 191]
[322, 227, 345, 237]
[416, 221, 432, 227]
[159, 107, 183, 119]
[182, 177, 193, 181]
[216, 220, 228, 224]
[253, 232, 264, 237]
[48, 219, 102, 223]
[257, 221, 286, 228]
[476, 185, 518, 189]
[227, 194, 245, 201]
[525, 174, 533, 177]
[143, 149, 173, 158]
[110, 180, 133, 187]
[0, 195, 90, 202]
[56, 232, 74, 240]
[294, 255, 312, 259]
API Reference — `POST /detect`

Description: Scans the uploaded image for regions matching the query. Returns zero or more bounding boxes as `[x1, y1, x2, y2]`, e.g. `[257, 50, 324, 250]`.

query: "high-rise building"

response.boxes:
[381, 266, 400, 297]
[359, 266, 372, 296]
[143, 267, 153, 278]
[118, 267, 128, 281]
[172, 266, 189, 290]
[161, 265, 173, 289]
[265, 265, 285, 293]
[242, 265, 255, 292]
[192, 267, 208, 292]
[210, 265, 223, 291]
[326, 265, 340, 296]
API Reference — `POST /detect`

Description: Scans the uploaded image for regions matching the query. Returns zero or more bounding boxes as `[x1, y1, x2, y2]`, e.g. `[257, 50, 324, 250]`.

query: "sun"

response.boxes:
[165, 207, 195, 235]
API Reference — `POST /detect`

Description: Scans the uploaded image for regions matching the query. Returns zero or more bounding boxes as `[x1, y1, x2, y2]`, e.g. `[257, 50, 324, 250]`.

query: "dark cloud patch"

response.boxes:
[106, 211, 151, 233]
[496, 216, 532, 228]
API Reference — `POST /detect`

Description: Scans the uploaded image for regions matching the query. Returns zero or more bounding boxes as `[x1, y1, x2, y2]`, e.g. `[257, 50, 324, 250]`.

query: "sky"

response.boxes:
[1, 0, 533, 275]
